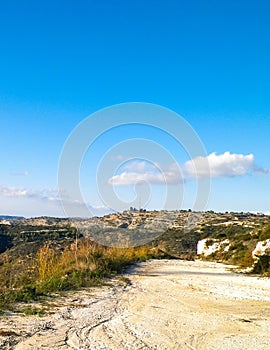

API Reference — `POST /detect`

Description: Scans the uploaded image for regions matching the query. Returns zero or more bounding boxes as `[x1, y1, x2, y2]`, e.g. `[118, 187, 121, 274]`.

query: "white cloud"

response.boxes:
[0, 185, 59, 201]
[184, 152, 255, 178]
[10, 170, 29, 177]
[0, 185, 28, 197]
[108, 162, 182, 186]
[109, 172, 163, 186]
[108, 152, 264, 186]
[111, 155, 125, 161]
[0, 185, 111, 217]
[123, 160, 150, 173]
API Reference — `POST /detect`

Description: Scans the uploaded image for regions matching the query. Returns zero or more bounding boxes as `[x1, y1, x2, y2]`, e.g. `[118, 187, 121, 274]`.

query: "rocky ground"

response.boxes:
[1, 259, 270, 350]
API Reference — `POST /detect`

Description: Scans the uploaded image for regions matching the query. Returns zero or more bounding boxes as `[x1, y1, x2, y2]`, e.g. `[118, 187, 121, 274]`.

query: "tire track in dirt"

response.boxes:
[1, 259, 270, 349]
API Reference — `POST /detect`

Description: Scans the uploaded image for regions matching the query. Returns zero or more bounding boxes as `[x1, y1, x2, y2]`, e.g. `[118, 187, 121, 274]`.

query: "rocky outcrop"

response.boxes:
[252, 239, 270, 259]
[197, 239, 230, 257]
[251, 239, 270, 274]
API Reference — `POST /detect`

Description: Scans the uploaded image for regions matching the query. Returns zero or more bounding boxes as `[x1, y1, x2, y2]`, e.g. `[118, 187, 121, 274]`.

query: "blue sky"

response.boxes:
[0, 0, 269, 217]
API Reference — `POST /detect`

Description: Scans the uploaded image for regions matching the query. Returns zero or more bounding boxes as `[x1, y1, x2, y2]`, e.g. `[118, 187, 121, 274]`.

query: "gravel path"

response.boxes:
[1, 259, 270, 349]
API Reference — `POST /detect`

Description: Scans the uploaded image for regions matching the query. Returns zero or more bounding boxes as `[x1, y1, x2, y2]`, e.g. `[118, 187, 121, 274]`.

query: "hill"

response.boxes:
[0, 215, 24, 221]
[1, 210, 270, 314]
[1, 210, 270, 271]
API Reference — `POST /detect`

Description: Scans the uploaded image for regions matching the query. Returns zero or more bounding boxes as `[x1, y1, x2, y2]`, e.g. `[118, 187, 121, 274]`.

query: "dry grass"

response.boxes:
[0, 238, 158, 312]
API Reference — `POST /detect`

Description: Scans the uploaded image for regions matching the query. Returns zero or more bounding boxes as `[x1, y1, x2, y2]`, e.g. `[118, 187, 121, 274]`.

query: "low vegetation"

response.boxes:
[0, 238, 158, 313]
[1, 211, 270, 313]
[199, 222, 270, 275]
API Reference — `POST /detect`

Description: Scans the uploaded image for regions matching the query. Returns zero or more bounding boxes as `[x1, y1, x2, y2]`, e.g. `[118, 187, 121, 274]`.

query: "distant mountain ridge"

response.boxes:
[0, 215, 24, 220]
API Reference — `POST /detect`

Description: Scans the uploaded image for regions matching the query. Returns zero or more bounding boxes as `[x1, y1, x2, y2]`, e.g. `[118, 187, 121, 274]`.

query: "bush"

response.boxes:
[239, 250, 254, 268]
[258, 225, 270, 241]
[0, 239, 158, 310]
[252, 255, 270, 274]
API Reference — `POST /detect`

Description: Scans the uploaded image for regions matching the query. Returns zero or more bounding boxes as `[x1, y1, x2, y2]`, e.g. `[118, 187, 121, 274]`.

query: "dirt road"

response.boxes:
[1, 259, 270, 349]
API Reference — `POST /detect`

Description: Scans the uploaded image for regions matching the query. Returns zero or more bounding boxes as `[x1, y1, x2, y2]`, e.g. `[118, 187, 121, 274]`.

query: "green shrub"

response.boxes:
[239, 250, 254, 268]
[19, 306, 46, 316]
[252, 255, 270, 274]
[258, 225, 270, 241]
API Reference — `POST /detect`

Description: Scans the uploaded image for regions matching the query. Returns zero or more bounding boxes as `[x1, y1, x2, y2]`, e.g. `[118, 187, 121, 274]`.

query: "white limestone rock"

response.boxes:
[197, 238, 230, 256]
[252, 239, 270, 259]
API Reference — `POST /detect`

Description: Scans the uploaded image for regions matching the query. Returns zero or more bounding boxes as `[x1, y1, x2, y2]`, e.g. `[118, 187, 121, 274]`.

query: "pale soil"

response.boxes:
[1, 259, 270, 349]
